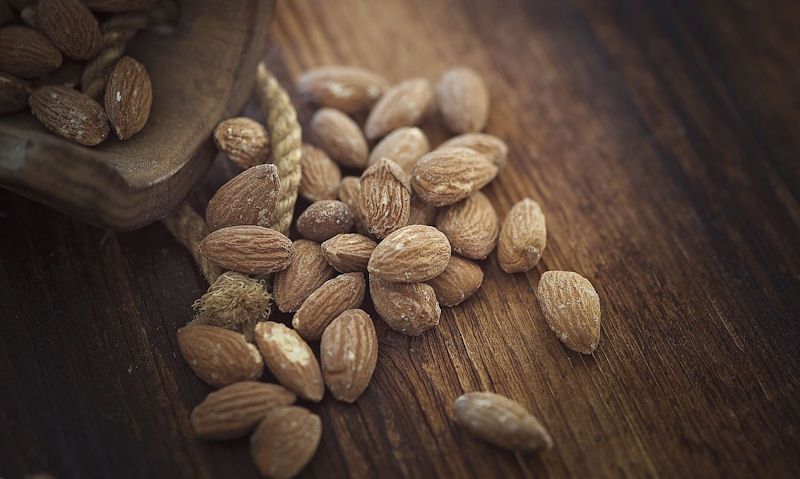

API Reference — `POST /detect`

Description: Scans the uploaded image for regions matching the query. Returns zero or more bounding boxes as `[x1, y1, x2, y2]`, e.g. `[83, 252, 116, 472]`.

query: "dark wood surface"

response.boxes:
[2, 0, 799, 477]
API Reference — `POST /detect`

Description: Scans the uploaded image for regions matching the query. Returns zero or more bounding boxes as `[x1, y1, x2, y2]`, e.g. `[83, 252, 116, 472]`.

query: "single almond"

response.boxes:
[436, 67, 490, 134]
[311, 107, 368, 169]
[177, 325, 264, 388]
[213, 117, 270, 170]
[427, 255, 484, 307]
[411, 147, 498, 206]
[250, 406, 322, 479]
[29, 85, 109, 145]
[320, 309, 378, 402]
[337, 176, 370, 236]
[205, 164, 280, 231]
[364, 78, 434, 140]
[359, 158, 411, 239]
[254, 322, 324, 401]
[296, 200, 354, 242]
[273, 239, 335, 313]
[104, 56, 152, 140]
[438, 133, 508, 169]
[435, 191, 499, 260]
[498, 198, 546, 273]
[368, 126, 430, 173]
[198, 225, 293, 275]
[321, 233, 377, 273]
[453, 392, 552, 451]
[38, 0, 101, 60]
[368, 225, 451, 283]
[292, 272, 366, 341]
[299, 144, 342, 202]
[370, 276, 440, 335]
[297, 65, 389, 113]
[0, 26, 62, 78]
[83, 0, 159, 12]
[191, 381, 296, 440]
[407, 195, 437, 226]
[0, 73, 32, 114]
[537, 271, 601, 354]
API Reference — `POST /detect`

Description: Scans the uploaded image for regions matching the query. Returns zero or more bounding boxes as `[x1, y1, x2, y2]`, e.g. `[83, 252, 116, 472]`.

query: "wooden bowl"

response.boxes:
[0, 0, 274, 231]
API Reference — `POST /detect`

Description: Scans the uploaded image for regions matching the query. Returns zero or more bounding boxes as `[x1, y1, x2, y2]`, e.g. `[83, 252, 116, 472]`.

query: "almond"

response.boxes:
[321, 233, 376, 273]
[537, 271, 601, 354]
[435, 191, 499, 259]
[438, 133, 508, 169]
[198, 226, 293, 275]
[368, 126, 430, 173]
[407, 195, 437, 226]
[337, 176, 369, 236]
[370, 276, 440, 335]
[311, 107, 368, 169]
[0, 73, 31, 114]
[320, 309, 378, 402]
[177, 325, 264, 388]
[273, 240, 335, 313]
[359, 158, 411, 239]
[205, 164, 280, 231]
[427, 255, 483, 307]
[254, 322, 324, 401]
[83, 0, 159, 12]
[29, 85, 109, 146]
[39, 0, 101, 60]
[213, 117, 270, 170]
[297, 65, 389, 113]
[368, 225, 451, 283]
[453, 392, 552, 451]
[104, 56, 152, 140]
[299, 144, 341, 202]
[435, 67, 489, 134]
[292, 272, 366, 341]
[250, 406, 322, 479]
[191, 382, 296, 440]
[411, 147, 498, 206]
[364, 78, 434, 140]
[296, 200, 354, 242]
[0, 26, 62, 78]
[498, 198, 546, 273]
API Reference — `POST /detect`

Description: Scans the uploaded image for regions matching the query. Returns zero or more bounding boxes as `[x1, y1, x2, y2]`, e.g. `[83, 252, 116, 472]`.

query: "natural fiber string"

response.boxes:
[160, 201, 222, 284]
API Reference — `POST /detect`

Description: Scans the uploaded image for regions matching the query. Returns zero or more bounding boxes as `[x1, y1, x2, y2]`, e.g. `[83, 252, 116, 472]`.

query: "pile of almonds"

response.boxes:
[179, 65, 603, 477]
[0, 0, 157, 145]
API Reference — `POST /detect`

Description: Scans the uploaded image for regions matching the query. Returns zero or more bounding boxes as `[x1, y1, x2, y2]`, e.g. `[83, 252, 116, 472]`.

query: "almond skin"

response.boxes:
[453, 392, 552, 451]
[0, 26, 62, 78]
[177, 325, 264, 388]
[537, 271, 601, 354]
[370, 276, 440, 335]
[297, 65, 389, 113]
[206, 164, 281, 231]
[427, 255, 484, 307]
[213, 117, 270, 170]
[435, 67, 490, 134]
[300, 144, 342, 202]
[364, 78, 434, 140]
[254, 322, 324, 402]
[311, 107, 368, 169]
[407, 195, 437, 226]
[368, 225, 451, 283]
[104, 56, 152, 140]
[273, 240, 335, 313]
[191, 382, 296, 440]
[321, 233, 377, 273]
[498, 198, 546, 273]
[359, 158, 411, 239]
[337, 176, 369, 236]
[0, 73, 32, 114]
[296, 200, 354, 242]
[39, 0, 101, 60]
[198, 226, 293, 275]
[320, 309, 378, 403]
[250, 406, 322, 479]
[411, 147, 498, 206]
[292, 272, 366, 341]
[435, 191, 499, 260]
[368, 126, 430, 173]
[438, 133, 508, 169]
[29, 85, 109, 146]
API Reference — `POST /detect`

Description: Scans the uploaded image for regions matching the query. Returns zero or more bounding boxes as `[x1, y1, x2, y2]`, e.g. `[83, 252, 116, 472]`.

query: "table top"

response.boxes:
[2, 0, 799, 477]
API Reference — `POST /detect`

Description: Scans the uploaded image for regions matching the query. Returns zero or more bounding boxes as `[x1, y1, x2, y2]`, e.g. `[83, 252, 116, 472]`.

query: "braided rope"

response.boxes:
[161, 201, 222, 284]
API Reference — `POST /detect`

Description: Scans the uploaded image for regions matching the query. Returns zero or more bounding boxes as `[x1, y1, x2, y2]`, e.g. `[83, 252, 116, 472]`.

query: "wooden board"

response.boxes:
[1, 0, 799, 477]
[0, 0, 273, 231]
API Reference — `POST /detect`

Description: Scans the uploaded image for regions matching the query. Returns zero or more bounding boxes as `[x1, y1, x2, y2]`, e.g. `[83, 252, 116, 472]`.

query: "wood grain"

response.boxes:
[1, 0, 799, 477]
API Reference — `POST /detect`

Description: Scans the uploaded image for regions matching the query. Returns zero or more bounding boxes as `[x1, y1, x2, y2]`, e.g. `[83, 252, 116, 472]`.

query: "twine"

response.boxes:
[160, 201, 222, 284]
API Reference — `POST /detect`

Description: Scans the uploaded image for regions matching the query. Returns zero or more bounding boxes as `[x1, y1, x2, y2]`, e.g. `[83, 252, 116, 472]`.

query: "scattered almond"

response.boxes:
[368, 225, 451, 283]
[177, 325, 264, 388]
[320, 309, 378, 402]
[537, 271, 601, 354]
[0, 26, 62, 78]
[104, 56, 152, 140]
[321, 233, 377, 273]
[438, 133, 508, 169]
[435, 67, 490, 134]
[0, 72, 32, 114]
[359, 158, 411, 239]
[364, 77, 434, 140]
[273, 239, 335, 313]
[250, 406, 322, 479]
[292, 272, 366, 341]
[213, 117, 270, 170]
[29, 85, 109, 145]
[411, 147, 498, 206]
[299, 144, 342, 202]
[337, 176, 369, 235]
[498, 198, 546, 273]
[453, 392, 552, 451]
[370, 276, 440, 335]
[407, 195, 437, 226]
[297, 65, 389, 113]
[38, 0, 101, 60]
[296, 200, 354, 242]
[198, 225, 293, 275]
[435, 191, 499, 260]
[311, 107, 368, 169]
[368, 126, 430, 173]
[254, 322, 324, 402]
[205, 164, 281, 231]
[427, 255, 484, 307]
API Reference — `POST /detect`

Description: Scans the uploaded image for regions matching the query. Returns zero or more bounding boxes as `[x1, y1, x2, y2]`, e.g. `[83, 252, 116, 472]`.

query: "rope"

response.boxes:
[161, 201, 221, 284]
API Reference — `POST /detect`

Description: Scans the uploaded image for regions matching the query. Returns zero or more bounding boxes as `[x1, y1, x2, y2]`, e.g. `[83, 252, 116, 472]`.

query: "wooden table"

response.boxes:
[2, 0, 799, 477]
